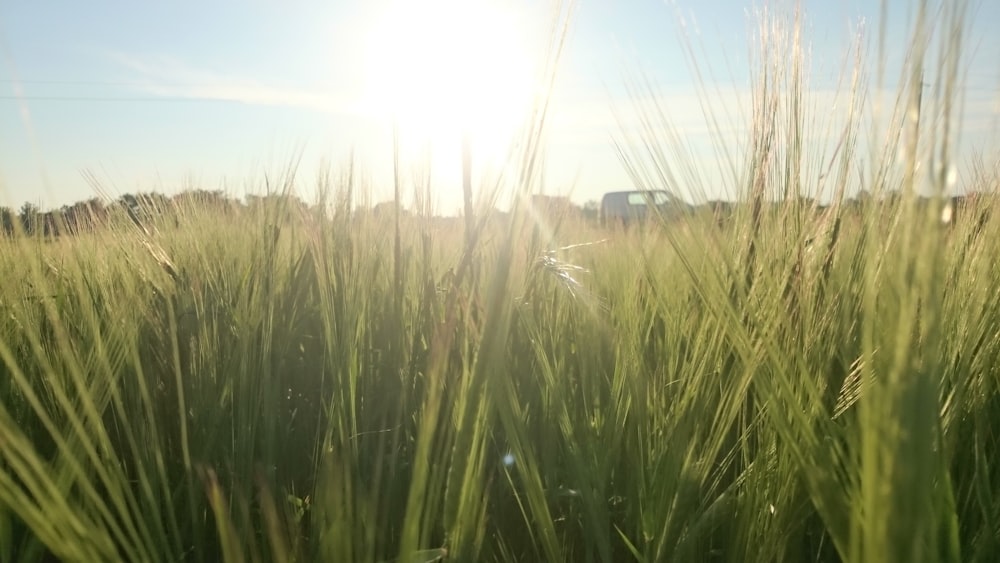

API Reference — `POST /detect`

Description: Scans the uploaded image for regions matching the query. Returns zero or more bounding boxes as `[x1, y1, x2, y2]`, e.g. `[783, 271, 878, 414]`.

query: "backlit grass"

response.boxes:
[1, 1, 998, 561]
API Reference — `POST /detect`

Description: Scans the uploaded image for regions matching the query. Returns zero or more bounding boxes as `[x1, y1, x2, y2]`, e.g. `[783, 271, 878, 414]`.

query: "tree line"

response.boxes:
[0, 189, 301, 237]
[1, 187, 993, 238]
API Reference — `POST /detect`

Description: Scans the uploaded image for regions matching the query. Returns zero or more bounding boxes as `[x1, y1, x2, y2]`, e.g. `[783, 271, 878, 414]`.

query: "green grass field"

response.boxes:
[2, 1, 999, 561]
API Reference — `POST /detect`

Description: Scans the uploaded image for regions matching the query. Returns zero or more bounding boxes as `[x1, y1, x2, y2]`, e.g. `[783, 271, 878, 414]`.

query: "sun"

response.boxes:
[362, 0, 540, 170]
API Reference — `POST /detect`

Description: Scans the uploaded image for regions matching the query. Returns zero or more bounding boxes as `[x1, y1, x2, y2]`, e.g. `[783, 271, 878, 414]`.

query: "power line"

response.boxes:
[0, 79, 251, 88]
[0, 79, 157, 86]
[0, 95, 232, 102]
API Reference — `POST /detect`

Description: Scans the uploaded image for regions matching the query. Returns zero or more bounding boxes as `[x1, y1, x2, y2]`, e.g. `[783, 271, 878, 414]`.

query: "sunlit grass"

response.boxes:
[1, 0, 998, 562]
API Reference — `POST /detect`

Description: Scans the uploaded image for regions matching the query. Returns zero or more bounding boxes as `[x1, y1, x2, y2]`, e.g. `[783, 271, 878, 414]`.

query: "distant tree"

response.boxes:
[19, 202, 40, 235]
[115, 194, 142, 228]
[41, 209, 60, 237]
[187, 189, 229, 208]
[246, 193, 309, 222]
[166, 189, 237, 226]
[116, 192, 170, 231]
[0, 206, 15, 236]
[0, 197, 109, 238]
[371, 200, 408, 219]
[72, 198, 107, 232]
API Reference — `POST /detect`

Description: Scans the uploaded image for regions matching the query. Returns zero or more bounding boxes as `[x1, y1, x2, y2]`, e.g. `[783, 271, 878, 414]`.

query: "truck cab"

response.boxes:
[599, 190, 687, 227]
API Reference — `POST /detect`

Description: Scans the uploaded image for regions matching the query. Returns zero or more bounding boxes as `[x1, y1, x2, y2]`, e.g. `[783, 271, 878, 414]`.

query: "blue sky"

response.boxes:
[1, 0, 997, 213]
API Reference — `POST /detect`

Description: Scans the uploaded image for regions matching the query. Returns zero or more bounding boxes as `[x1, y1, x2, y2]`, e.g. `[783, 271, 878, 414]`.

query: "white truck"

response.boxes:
[599, 190, 688, 227]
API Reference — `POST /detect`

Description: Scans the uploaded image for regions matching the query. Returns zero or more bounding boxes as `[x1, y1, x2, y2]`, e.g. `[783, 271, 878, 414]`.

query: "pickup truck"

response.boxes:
[599, 190, 689, 227]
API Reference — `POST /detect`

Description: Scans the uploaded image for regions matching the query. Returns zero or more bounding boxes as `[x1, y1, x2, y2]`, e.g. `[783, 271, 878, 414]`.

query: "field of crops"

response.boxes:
[2, 2, 999, 562]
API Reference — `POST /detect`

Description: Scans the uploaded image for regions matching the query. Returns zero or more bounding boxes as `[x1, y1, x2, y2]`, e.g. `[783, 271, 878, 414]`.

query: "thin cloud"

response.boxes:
[106, 51, 360, 115]
[550, 81, 998, 152]
[544, 81, 998, 203]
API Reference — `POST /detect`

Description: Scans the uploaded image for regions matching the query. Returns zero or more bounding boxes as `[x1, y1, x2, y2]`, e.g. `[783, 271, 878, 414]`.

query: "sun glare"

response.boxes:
[363, 0, 539, 170]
